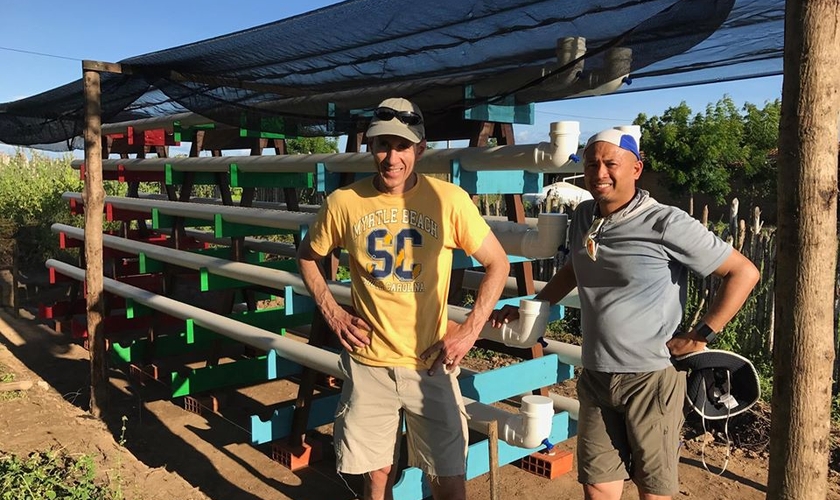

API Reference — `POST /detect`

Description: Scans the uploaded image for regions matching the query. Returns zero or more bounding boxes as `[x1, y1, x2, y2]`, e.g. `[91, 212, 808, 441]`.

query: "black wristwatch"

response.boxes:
[693, 321, 717, 343]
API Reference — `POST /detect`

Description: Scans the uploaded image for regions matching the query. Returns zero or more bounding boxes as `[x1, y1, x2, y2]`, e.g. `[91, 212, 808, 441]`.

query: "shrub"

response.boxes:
[0, 150, 83, 269]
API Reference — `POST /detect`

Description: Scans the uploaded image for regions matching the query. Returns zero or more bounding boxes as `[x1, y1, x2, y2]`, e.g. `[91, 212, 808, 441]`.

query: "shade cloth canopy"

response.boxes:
[0, 0, 783, 149]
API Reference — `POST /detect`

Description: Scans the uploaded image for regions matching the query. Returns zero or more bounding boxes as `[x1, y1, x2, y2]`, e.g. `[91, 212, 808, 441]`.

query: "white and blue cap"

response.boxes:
[584, 128, 641, 161]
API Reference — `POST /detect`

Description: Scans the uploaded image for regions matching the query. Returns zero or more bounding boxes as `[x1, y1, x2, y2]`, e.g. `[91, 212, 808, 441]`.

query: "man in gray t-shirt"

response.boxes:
[490, 128, 759, 500]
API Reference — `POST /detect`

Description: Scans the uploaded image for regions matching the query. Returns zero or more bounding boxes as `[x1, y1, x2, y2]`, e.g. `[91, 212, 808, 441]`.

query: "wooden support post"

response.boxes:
[486, 420, 500, 500]
[288, 312, 332, 448]
[448, 121, 497, 304]
[269, 139, 304, 246]
[496, 123, 536, 298]
[82, 62, 108, 416]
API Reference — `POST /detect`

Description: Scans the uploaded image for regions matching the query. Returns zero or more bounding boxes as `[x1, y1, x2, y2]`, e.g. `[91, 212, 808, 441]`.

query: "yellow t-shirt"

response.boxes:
[308, 174, 490, 369]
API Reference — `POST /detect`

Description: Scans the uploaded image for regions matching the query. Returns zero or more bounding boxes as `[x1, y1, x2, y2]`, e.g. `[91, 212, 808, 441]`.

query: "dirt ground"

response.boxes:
[0, 304, 838, 500]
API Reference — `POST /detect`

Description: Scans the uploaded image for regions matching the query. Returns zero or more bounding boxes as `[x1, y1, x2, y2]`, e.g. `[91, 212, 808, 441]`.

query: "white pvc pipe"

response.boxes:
[63, 192, 315, 231]
[53, 223, 342, 301]
[465, 395, 555, 449]
[156, 227, 298, 257]
[450, 298, 550, 348]
[174, 230, 581, 303]
[70, 121, 582, 174]
[516, 37, 587, 103]
[48, 258, 554, 449]
[566, 47, 632, 98]
[486, 213, 567, 259]
[101, 111, 219, 135]
[169, 229, 583, 313]
[548, 393, 580, 421]
[542, 338, 582, 367]
[64, 193, 568, 260]
[46, 259, 344, 378]
[53, 223, 548, 347]
[485, 389, 580, 423]
[141, 193, 322, 213]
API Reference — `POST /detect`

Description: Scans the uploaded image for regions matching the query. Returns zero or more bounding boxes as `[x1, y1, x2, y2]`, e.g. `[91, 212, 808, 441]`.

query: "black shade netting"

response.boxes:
[0, 0, 783, 148]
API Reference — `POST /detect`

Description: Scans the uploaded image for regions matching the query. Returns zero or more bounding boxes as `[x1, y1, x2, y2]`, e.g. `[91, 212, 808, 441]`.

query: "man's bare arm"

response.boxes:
[296, 235, 371, 350]
[420, 232, 509, 372]
[489, 260, 577, 328]
[667, 249, 759, 356]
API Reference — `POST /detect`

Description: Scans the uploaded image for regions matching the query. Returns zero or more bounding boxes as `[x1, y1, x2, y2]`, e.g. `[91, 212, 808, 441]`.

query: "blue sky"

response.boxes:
[0, 0, 782, 154]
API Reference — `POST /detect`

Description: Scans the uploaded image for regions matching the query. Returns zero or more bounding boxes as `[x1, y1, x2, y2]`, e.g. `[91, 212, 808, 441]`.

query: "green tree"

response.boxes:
[283, 137, 339, 205]
[285, 136, 338, 154]
[737, 99, 782, 199]
[635, 96, 749, 211]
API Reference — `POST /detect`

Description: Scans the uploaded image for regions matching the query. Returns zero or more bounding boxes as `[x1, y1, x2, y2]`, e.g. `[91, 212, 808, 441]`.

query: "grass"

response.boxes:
[0, 362, 25, 402]
[0, 449, 119, 500]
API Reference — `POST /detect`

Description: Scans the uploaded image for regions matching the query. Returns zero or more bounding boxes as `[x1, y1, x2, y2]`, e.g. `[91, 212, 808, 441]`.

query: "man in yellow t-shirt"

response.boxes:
[297, 97, 509, 500]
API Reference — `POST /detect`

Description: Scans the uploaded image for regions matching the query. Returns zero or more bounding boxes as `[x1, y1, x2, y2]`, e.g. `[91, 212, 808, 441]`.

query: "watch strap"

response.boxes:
[693, 321, 717, 343]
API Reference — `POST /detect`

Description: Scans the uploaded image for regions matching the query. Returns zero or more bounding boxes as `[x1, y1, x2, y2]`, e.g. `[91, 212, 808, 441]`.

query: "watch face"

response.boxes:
[697, 322, 716, 342]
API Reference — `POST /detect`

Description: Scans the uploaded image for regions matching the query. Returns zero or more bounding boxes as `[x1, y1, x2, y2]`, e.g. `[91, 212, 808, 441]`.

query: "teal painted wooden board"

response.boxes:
[250, 354, 567, 443]
[463, 86, 535, 125]
[251, 393, 341, 445]
[458, 354, 558, 402]
[170, 352, 306, 398]
[266, 350, 305, 380]
[284, 287, 316, 315]
[390, 411, 573, 500]
[171, 355, 268, 397]
[463, 412, 572, 479]
[450, 159, 542, 195]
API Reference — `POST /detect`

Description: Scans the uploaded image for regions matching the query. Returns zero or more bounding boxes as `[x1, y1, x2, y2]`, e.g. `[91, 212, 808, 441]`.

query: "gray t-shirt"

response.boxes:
[569, 193, 732, 372]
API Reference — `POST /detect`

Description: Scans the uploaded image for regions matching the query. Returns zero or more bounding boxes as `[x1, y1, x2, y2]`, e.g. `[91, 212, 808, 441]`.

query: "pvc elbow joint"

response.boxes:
[503, 395, 555, 449]
[519, 214, 567, 259]
[484, 298, 551, 347]
[533, 121, 580, 172]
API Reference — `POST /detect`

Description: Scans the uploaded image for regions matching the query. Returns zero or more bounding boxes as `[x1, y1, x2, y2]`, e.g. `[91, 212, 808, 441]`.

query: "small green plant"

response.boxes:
[336, 266, 351, 281]
[544, 314, 581, 342]
[0, 363, 13, 383]
[0, 363, 25, 402]
[112, 416, 129, 500]
[0, 449, 117, 499]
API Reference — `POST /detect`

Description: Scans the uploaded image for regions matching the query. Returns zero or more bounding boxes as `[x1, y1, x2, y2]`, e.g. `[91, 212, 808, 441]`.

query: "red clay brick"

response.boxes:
[518, 449, 573, 480]
[270, 439, 323, 471]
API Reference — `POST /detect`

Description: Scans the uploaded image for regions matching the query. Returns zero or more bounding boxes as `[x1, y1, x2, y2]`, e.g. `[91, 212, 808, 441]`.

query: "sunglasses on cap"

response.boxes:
[374, 106, 423, 126]
[584, 216, 606, 262]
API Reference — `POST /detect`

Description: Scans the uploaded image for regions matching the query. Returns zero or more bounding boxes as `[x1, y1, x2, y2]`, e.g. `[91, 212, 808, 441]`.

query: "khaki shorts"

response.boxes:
[333, 351, 468, 477]
[576, 366, 686, 496]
